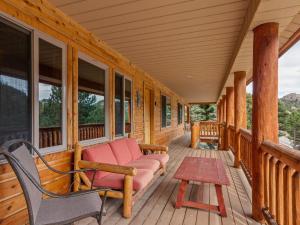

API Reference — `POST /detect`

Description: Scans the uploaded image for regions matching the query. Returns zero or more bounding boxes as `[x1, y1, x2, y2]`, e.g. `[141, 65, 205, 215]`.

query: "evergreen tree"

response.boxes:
[190, 104, 216, 122]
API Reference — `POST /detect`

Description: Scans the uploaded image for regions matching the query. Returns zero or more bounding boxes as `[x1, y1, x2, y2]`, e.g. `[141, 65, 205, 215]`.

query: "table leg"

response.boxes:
[215, 184, 227, 217]
[175, 180, 188, 208]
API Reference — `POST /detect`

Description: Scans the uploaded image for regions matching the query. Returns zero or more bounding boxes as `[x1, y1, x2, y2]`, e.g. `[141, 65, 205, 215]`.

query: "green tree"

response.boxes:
[190, 104, 216, 122]
[246, 93, 252, 129]
[39, 86, 62, 128]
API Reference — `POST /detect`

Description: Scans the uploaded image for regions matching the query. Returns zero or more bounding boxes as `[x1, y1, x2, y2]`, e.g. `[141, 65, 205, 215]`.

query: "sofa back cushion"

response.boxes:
[109, 138, 133, 165]
[83, 143, 118, 179]
[126, 138, 143, 160]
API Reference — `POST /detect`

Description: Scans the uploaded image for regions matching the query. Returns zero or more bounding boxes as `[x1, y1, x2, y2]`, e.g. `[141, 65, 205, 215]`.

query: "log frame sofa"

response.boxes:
[73, 138, 169, 218]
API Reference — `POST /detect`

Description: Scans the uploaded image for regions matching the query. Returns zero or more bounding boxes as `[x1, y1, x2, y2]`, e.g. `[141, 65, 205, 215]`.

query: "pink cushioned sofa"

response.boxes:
[74, 138, 169, 218]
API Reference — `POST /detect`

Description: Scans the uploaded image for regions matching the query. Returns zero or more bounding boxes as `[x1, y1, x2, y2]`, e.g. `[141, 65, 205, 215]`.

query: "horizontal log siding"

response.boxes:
[0, 0, 185, 224]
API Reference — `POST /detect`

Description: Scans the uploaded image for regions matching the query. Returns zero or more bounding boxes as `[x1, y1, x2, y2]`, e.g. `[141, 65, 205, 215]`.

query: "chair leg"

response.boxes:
[97, 191, 108, 225]
[123, 175, 133, 218]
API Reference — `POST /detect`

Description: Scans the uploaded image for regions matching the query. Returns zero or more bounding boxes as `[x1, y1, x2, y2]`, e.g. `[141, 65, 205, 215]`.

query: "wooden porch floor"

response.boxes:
[76, 135, 261, 225]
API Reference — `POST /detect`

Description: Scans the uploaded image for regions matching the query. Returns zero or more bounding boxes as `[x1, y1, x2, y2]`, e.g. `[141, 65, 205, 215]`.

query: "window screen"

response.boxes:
[0, 19, 32, 146]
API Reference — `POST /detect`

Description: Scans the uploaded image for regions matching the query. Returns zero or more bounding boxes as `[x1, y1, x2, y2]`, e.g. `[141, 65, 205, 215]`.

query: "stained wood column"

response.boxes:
[220, 95, 226, 150]
[225, 87, 234, 150]
[252, 22, 279, 222]
[222, 95, 226, 123]
[233, 71, 247, 168]
[217, 102, 220, 123]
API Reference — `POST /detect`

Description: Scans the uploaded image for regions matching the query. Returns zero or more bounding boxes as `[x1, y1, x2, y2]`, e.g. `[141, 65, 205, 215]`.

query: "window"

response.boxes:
[178, 103, 183, 124]
[0, 17, 67, 154]
[78, 55, 107, 142]
[0, 18, 32, 147]
[161, 95, 171, 128]
[115, 72, 132, 136]
[125, 79, 132, 134]
[37, 38, 65, 150]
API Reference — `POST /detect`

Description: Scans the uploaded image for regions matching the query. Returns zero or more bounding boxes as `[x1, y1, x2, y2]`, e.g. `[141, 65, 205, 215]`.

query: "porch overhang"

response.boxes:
[48, 0, 300, 103]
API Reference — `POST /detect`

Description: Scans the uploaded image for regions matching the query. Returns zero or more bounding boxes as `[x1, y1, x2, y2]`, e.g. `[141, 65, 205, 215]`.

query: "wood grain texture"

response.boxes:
[252, 22, 279, 222]
[233, 71, 247, 168]
[0, 0, 185, 223]
[225, 87, 234, 150]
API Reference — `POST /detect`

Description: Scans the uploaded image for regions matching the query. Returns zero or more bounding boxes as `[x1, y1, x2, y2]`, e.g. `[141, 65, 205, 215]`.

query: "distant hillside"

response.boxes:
[280, 93, 300, 108]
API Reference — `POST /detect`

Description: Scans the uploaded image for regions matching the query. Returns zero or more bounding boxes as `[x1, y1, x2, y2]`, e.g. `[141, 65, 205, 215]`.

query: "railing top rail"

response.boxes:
[262, 140, 300, 172]
[228, 125, 235, 130]
[199, 121, 218, 124]
[239, 128, 252, 141]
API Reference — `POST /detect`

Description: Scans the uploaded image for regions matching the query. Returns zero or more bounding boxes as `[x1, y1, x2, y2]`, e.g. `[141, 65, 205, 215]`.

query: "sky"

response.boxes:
[246, 40, 300, 98]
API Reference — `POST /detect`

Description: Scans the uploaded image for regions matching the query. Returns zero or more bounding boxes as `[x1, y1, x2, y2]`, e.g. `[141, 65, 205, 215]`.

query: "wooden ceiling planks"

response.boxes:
[49, 0, 300, 103]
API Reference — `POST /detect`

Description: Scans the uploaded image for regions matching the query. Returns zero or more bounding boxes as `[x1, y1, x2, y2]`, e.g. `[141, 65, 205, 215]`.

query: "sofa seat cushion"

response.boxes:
[126, 159, 160, 173]
[83, 144, 118, 180]
[139, 154, 169, 167]
[126, 138, 143, 160]
[109, 138, 133, 165]
[92, 169, 153, 191]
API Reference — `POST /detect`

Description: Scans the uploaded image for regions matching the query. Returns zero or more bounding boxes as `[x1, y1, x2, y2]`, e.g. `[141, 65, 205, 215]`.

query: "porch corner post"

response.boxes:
[233, 71, 247, 168]
[225, 87, 234, 150]
[252, 22, 279, 222]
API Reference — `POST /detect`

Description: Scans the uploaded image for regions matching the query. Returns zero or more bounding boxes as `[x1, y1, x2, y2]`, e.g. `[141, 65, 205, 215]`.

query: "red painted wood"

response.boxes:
[174, 157, 230, 185]
[215, 184, 227, 217]
[175, 180, 188, 208]
[181, 201, 219, 211]
[174, 157, 230, 217]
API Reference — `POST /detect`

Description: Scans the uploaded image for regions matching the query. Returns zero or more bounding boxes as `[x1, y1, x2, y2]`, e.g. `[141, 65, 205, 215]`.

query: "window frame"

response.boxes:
[161, 94, 172, 128]
[78, 52, 110, 146]
[33, 31, 67, 154]
[114, 71, 133, 138]
[0, 13, 69, 156]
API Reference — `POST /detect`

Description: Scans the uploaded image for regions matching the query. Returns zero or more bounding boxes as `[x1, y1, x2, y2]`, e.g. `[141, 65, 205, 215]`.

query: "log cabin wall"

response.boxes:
[0, 0, 185, 224]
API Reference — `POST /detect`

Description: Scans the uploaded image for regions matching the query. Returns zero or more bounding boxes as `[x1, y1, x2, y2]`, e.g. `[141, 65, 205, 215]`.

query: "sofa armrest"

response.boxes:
[139, 144, 168, 154]
[78, 160, 137, 176]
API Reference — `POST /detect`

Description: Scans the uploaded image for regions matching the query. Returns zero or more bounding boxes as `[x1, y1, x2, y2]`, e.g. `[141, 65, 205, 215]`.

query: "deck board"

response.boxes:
[76, 135, 261, 225]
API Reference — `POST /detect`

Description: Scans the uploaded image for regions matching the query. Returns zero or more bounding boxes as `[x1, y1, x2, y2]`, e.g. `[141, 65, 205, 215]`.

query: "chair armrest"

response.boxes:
[78, 160, 137, 176]
[139, 144, 168, 154]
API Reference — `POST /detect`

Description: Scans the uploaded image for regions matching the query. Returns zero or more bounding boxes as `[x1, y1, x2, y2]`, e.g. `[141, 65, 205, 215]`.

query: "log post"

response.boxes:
[222, 95, 226, 123]
[219, 96, 226, 150]
[191, 122, 200, 149]
[252, 22, 279, 222]
[123, 175, 133, 218]
[234, 71, 247, 167]
[226, 87, 234, 150]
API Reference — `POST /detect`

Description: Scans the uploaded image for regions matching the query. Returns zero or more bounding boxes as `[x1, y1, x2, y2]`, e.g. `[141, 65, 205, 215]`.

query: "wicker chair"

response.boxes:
[0, 139, 110, 225]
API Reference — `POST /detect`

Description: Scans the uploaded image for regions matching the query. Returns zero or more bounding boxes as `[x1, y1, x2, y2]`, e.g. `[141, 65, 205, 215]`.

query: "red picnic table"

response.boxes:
[174, 157, 230, 217]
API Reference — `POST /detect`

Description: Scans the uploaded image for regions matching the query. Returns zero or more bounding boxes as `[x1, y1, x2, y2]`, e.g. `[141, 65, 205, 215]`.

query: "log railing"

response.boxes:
[199, 121, 219, 137]
[39, 127, 62, 148]
[261, 141, 300, 225]
[39, 124, 105, 148]
[238, 128, 300, 224]
[239, 128, 253, 184]
[79, 124, 105, 141]
[191, 121, 222, 148]
[228, 125, 235, 152]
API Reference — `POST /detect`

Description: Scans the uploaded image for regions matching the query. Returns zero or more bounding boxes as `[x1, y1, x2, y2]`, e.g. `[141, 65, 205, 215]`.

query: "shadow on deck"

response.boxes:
[76, 134, 261, 225]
